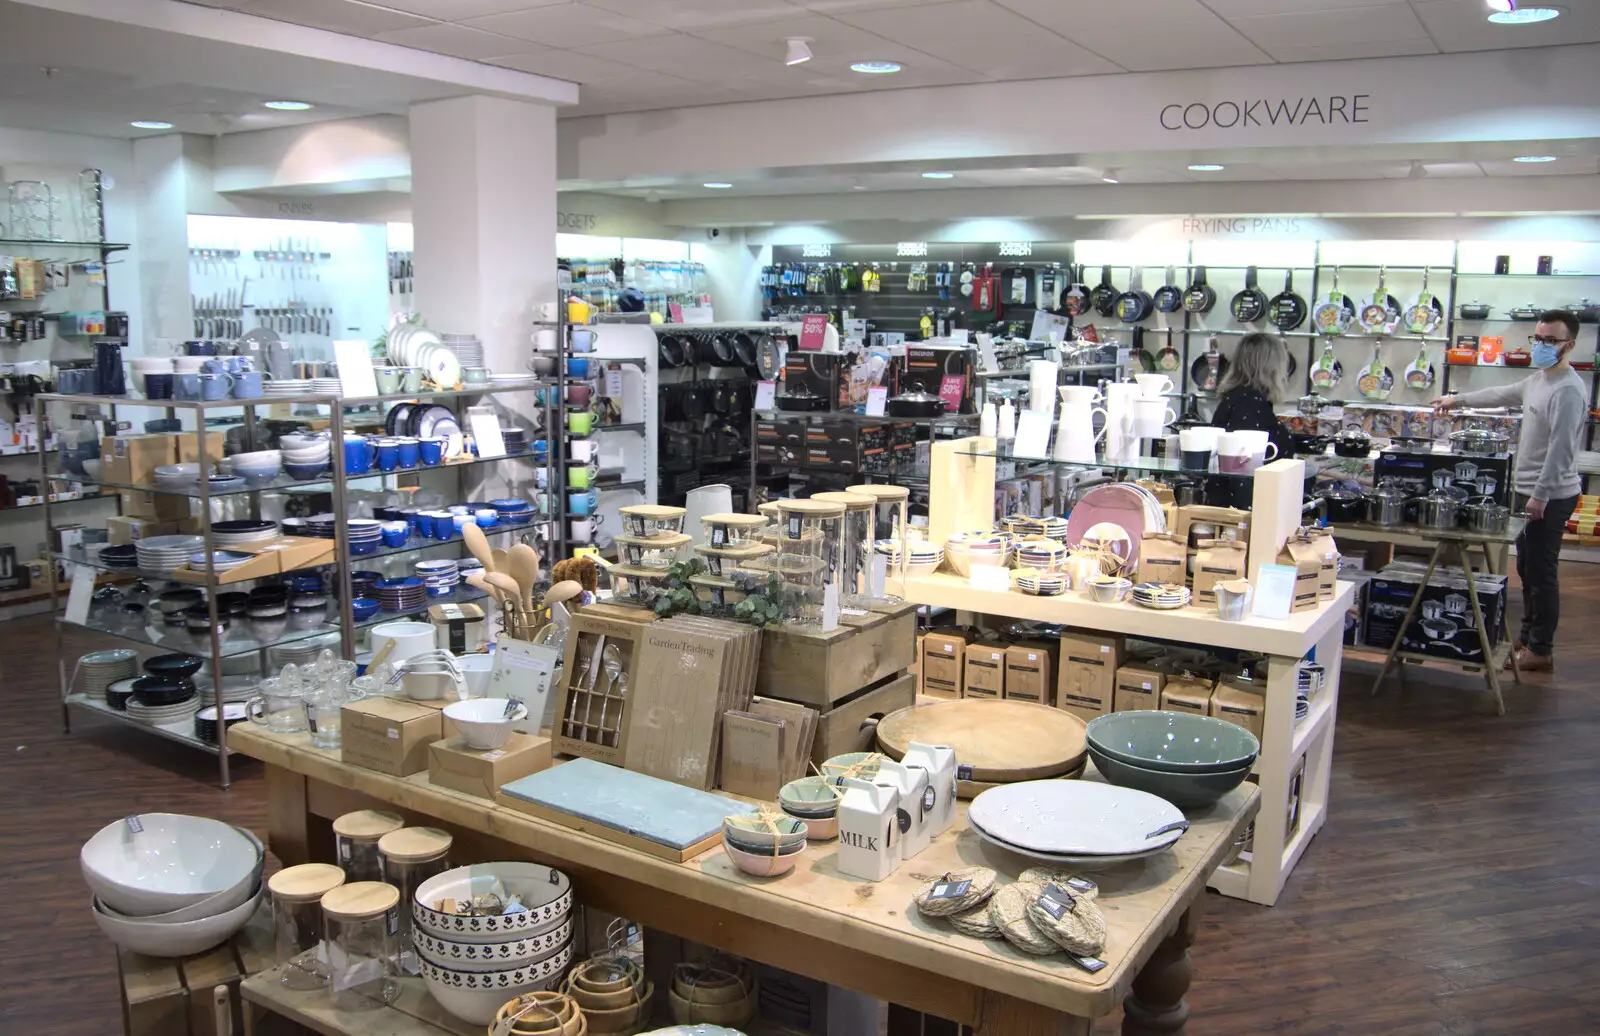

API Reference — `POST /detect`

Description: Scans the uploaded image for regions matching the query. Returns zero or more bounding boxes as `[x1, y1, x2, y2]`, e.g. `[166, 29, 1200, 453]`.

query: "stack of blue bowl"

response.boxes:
[490, 498, 535, 525]
[1085, 711, 1259, 809]
[414, 559, 460, 598]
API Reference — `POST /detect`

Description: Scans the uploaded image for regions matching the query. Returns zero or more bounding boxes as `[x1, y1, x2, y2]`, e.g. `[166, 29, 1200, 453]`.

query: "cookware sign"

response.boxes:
[1160, 95, 1371, 131]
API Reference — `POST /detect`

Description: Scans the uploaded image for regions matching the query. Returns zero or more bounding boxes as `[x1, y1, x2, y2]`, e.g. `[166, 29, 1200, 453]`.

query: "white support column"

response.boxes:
[132, 134, 195, 354]
[409, 95, 558, 374]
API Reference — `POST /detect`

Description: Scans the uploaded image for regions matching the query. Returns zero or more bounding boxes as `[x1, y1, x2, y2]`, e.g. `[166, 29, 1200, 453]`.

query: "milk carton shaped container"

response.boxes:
[836, 777, 900, 881]
[877, 758, 930, 860]
[902, 741, 957, 838]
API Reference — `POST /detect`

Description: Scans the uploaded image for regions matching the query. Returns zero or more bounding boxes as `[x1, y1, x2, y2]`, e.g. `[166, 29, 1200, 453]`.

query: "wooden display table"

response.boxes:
[231, 725, 1258, 1036]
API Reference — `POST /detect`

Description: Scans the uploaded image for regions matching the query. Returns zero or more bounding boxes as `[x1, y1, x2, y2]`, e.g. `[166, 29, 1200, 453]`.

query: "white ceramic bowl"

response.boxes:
[413, 916, 573, 973]
[418, 941, 573, 1025]
[97, 825, 264, 924]
[278, 434, 326, 451]
[229, 450, 281, 469]
[91, 885, 262, 957]
[81, 813, 260, 917]
[443, 698, 529, 750]
[413, 862, 573, 943]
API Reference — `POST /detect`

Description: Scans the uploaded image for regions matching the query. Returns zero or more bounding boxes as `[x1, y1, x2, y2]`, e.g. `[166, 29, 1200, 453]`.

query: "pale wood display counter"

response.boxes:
[231, 725, 1257, 1036]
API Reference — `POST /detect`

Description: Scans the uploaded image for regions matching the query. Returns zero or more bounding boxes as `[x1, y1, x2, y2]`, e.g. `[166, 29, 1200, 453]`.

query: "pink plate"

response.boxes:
[1064, 484, 1149, 570]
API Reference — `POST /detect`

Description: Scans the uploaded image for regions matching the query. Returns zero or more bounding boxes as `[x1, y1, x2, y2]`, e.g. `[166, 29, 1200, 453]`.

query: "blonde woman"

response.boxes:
[1209, 331, 1296, 462]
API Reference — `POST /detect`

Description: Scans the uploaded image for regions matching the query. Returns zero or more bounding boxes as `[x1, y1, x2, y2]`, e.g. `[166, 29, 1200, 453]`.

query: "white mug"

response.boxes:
[1179, 426, 1222, 452]
[569, 518, 598, 543]
[1130, 398, 1177, 439]
[568, 439, 600, 463]
[1134, 373, 1175, 398]
[1058, 385, 1103, 408]
[533, 328, 558, 351]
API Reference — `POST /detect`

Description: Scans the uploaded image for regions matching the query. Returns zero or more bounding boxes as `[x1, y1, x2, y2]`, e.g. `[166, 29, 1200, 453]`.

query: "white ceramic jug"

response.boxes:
[837, 778, 901, 881]
[1053, 399, 1108, 463]
[877, 759, 931, 860]
[902, 742, 957, 838]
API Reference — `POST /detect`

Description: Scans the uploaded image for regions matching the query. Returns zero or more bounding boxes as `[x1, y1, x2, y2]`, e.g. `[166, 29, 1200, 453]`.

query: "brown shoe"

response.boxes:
[1510, 646, 1553, 673]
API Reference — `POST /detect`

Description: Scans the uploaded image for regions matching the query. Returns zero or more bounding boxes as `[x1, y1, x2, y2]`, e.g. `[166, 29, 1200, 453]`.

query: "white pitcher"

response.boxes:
[877, 759, 931, 860]
[1053, 399, 1108, 463]
[902, 742, 957, 838]
[837, 778, 901, 881]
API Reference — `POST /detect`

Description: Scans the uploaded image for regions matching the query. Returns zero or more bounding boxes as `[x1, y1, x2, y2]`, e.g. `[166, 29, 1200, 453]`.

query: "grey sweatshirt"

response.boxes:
[1453, 368, 1587, 500]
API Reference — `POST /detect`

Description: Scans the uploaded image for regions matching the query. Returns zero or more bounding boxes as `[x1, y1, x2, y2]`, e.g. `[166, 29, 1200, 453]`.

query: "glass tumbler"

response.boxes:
[321, 882, 400, 1011]
[269, 863, 347, 990]
[303, 688, 344, 749]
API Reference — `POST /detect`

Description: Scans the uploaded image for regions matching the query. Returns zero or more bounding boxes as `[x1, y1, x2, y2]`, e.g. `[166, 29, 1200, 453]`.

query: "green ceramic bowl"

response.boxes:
[1088, 744, 1252, 809]
[1086, 710, 1259, 774]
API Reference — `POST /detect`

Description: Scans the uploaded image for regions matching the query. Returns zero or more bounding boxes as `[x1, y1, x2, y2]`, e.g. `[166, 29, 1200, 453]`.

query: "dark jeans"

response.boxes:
[1514, 492, 1579, 656]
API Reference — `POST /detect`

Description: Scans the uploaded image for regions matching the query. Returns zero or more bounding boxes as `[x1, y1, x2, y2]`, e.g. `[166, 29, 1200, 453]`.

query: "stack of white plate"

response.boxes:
[1130, 582, 1191, 610]
[412, 862, 575, 1026]
[414, 559, 460, 597]
[268, 638, 337, 669]
[136, 535, 205, 573]
[127, 695, 201, 727]
[439, 333, 485, 369]
[264, 378, 312, 397]
[1016, 574, 1067, 597]
[389, 324, 462, 389]
[487, 373, 537, 389]
[211, 519, 279, 548]
[80, 649, 138, 700]
[311, 378, 342, 396]
[967, 781, 1188, 869]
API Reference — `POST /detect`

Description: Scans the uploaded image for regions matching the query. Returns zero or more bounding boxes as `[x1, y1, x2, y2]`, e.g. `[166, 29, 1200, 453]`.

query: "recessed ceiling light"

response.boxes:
[264, 100, 314, 111]
[921, 172, 955, 179]
[1513, 155, 1559, 162]
[702, 182, 734, 189]
[785, 38, 813, 66]
[130, 120, 173, 129]
[850, 61, 901, 74]
[1488, 6, 1561, 24]
[1188, 164, 1224, 172]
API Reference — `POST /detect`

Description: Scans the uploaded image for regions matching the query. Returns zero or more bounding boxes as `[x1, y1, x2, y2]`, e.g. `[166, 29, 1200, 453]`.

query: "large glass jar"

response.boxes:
[377, 827, 453, 975]
[321, 882, 401, 1011]
[332, 810, 404, 883]
[846, 484, 910, 604]
[812, 491, 875, 607]
[269, 863, 346, 990]
[700, 512, 770, 550]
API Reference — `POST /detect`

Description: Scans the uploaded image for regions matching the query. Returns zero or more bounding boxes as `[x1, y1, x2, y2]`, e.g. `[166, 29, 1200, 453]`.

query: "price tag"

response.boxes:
[754, 380, 777, 410]
[976, 333, 999, 372]
[822, 584, 840, 632]
[1012, 410, 1053, 459]
[799, 314, 828, 351]
[866, 554, 889, 598]
[938, 374, 966, 413]
[928, 877, 972, 900]
[604, 369, 623, 400]
[865, 386, 888, 416]
[1036, 883, 1077, 920]
[1070, 955, 1108, 973]
[1251, 563, 1297, 620]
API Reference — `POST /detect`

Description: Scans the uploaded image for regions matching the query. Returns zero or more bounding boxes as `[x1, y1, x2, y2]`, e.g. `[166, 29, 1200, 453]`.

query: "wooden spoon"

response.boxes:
[462, 522, 497, 574]
[465, 572, 507, 608]
[491, 547, 510, 572]
[543, 579, 583, 608]
[507, 543, 541, 613]
[486, 571, 524, 612]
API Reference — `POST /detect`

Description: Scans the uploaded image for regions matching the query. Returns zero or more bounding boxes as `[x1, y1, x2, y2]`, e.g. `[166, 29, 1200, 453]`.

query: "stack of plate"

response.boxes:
[212, 519, 279, 548]
[1001, 514, 1069, 540]
[105, 678, 137, 711]
[501, 427, 528, 455]
[967, 780, 1188, 868]
[303, 516, 383, 556]
[195, 703, 248, 745]
[1014, 537, 1068, 574]
[136, 535, 205, 573]
[375, 577, 427, 612]
[488, 373, 537, 389]
[1016, 574, 1067, 596]
[389, 324, 462, 389]
[265, 378, 313, 397]
[439, 334, 485, 369]
[126, 694, 201, 727]
[98, 544, 139, 568]
[188, 550, 255, 575]
[311, 377, 342, 396]
[490, 499, 535, 524]
[80, 649, 138, 700]
[1131, 582, 1191, 610]
[414, 559, 460, 597]
[268, 638, 338, 669]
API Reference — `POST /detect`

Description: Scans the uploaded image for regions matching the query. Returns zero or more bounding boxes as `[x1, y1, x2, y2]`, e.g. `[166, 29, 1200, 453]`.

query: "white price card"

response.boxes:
[1252, 564, 1297, 620]
[754, 380, 777, 410]
[1012, 410, 1053, 459]
[604, 369, 624, 400]
[490, 639, 562, 729]
[65, 563, 95, 626]
[970, 564, 1011, 591]
[333, 340, 379, 399]
[466, 406, 506, 459]
[821, 585, 840, 632]
[865, 386, 888, 416]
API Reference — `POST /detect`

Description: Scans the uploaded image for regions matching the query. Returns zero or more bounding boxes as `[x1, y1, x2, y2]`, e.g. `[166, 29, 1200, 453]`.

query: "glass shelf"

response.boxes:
[959, 444, 1258, 479]
[337, 383, 546, 408]
[60, 605, 346, 658]
[753, 409, 979, 427]
[354, 584, 491, 632]
[66, 694, 229, 755]
[1455, 271, 1599, 278]
[0, 238, 128, 251]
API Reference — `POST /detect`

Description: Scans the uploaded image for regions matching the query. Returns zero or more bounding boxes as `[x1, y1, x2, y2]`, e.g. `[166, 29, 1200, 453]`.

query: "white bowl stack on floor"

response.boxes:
[79, 649, 138, 701]
[411, 862, 575, 1025]
[82, 813, 265, 957]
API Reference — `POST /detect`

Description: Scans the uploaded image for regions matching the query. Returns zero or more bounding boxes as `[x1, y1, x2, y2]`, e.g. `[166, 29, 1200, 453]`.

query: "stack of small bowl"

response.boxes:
[778, 777, 841, 840]
[491, 990, 583, 1036]
[873, 539, 944, 577]
[224, 450, 282, 484]
[82, 813, 265, 957]
[1016, 572, 1067, 596]
[411, 862, 575, 1026]
[668, 959, 756, 1029]
[1013, 537, 1068, 575]
[561, 955, 654, 1035]
[943, 531, 1009, 577]
[1085, 711, 1259, 809]
[279, 433, 331, 480]
[79, 648, 138, 702]
[721, 813, 807, 877]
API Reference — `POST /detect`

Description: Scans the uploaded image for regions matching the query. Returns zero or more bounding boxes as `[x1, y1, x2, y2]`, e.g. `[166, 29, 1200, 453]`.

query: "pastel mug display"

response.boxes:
[175, 373, 203, 400]
[570, 328, 596, 353]
[568, 517, 602, 543]
[462, 367, 489, 386]
[568, 490, 599, 516]
[568, 439, 599, 463]
[232, 370, 269, 398]
[567, 410, 594, 436]
[418, 438, 445, 466]
[1216, 430, 1279, 473]
[399, 367, 424, 393]
[374, 366, 404, 395]
[565, 382, 592, 406]
[202, 358, 230, 375]
[343, 435, 376, 474]
[1130, 398, 1177, 439]
[199, 372, 234, 400]
[566, 357, 595, 378]
[567, 463, 598, 489]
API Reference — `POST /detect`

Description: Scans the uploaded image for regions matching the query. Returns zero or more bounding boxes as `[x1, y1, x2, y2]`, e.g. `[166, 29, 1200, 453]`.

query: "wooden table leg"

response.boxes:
[1453, 541, 1508, 715]
[264, 765, 311, 867]
[1374, 542, 1441, 694]
[1122, 907, 1200, 1036]
[972, 989, 1091, 1036]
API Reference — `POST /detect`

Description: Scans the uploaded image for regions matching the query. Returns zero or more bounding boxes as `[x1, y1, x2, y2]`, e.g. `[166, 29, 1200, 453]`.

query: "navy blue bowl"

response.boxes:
[131, 675, 192, 707]
[144, 652, 203, 679]
[351, 598, 380, 621]
[285, 462, 325, 481]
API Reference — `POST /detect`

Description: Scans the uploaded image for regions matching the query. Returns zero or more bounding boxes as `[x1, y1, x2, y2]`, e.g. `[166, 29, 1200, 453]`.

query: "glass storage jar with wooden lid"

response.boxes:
[332, 809, 404, 883]
[812, 491, 875, 607]
[614, 532, 692, 569]
[693, 540, 774, 579]
[846, 484, 910, 604]
[321, 881, 401, 1010]
[701, 511, 770, 549]
[618, 503, 687, 539]
[378, 826, 453, 974]
[269, 863, 346, 990]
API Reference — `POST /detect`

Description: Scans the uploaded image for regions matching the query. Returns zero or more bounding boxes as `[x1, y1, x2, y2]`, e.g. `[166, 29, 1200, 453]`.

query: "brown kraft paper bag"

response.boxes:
[1137, 532, 1187, 589]
[1191, 538, 1247, 609]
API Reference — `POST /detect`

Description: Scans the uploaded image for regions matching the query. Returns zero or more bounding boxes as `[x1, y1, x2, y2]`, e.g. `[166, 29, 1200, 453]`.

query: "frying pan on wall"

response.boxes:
[1269, 270, 1307, 332]
[1230, 266, 1268, 324]
[1060, 265, 1091, 317]
[1403, 269, 1444, 336]
[1312, 268, 1356, 335]
[732, 331, 758, 369]
[1091, 266, 1120, 317]
[1358, 267, 1401, 334]
[1130, 326, 1157, 373]
[1191, 336, 1229, 392]
[659, 334, 687, 369]
[755, 334, 783, 379]
[709, 332, 738, 367]
[1152, 267, 1184, 313]
[1115, 267, 1154, 323]
[1183, 266, 1216, 314]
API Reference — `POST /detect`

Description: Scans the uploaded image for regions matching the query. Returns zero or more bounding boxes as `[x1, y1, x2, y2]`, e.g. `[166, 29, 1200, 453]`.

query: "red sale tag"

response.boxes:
[938, 374, 966, 413]
[799, 314, 828, 351]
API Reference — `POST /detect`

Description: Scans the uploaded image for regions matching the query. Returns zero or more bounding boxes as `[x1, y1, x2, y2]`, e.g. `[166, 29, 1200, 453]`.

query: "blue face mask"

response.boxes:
[1532, 342, 1564, 369]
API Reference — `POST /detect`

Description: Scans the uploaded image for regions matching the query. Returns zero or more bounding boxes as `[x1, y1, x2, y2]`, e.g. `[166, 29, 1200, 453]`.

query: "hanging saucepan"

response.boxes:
[1152, 267, 1184, 314]
[1268, 270, 1307, 332]
[1091, 266, 1120, 317]
[1230, 266, 1269, 324]
[732, 331, 758, 369]
[1402, 268, 1444, 335]
[755, 334, 783, 380]
[1404, 346, 1436, 391]
[709, 332, 738, 367]
[1312, 268, 1355, 335]
[1183, 266, 1216, 314]
[1156, 331, 1182, 373]
[1358, 267, 1401, 334]
[1115, 267, 1154, 323]
[1190, 335, 1229, 392]
[1130, 326, 1156, 373]
[1060, 265, 1091, 317]
[1309, 338, 1344, 391]
[659, 333, 687, 369]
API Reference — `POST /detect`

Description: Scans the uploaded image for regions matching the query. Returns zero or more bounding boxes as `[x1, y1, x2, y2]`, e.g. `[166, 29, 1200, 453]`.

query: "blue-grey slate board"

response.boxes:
[500, 758, 755, 851]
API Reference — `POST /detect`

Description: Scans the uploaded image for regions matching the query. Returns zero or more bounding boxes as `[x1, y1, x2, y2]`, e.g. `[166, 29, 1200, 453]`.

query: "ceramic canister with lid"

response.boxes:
[321, 881, 401, 1011]
[270, 862, 347, 990]
[332, 809, 405, 883]
[377, 826, 453, 974]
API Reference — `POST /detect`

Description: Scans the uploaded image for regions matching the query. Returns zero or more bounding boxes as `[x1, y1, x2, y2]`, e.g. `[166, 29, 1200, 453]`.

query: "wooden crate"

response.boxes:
[754, 602, 917, 707]
[120, 904, 274, 1036]
[807, 671, 916, 766]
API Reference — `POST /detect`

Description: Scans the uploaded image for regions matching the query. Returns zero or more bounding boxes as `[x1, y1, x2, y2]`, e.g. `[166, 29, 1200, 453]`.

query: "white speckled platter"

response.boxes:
[967, 780, 1185, 857]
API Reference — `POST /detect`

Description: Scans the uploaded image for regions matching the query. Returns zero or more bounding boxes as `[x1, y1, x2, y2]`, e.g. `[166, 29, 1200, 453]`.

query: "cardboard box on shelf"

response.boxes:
[963, 643, 1005, 699]
[1174, 504, 1251, 552]
[106, 515, 180, 546]
[341, 697, 443, 776]
[1286, 528, 1339, 601]
[1056, 630, 1122, 722]
[1003, 643, 1053, 706]
[920, 632, 967, 699]
[1137, 533, 1187, 588]
[118, 490, 190, 522]
[1160, 672, 1214, 717]
[101, 434, 176, 487]
[175, 430, 227, 465]
[1210, 678, 1266, 740]
[430, 734, 552, 800]
[1114, 665, 1166, 712]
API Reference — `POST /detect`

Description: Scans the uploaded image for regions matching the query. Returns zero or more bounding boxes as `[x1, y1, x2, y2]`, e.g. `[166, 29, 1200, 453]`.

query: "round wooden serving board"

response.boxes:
[874, 699, 1088, 782]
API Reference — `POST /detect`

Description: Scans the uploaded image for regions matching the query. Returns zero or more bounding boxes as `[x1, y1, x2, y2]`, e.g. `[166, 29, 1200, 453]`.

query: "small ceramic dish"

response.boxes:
[820, 751, 882, 779]
[1085, 575, 1133, 603]
[778, 776, 842, 812]
[722, 814, 807, 851]
[782, 809, 839, 841]
[722, 840, 800, 878]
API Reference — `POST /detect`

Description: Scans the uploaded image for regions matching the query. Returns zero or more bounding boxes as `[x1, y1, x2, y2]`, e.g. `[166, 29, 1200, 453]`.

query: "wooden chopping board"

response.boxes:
[874, 699, 1087, 782]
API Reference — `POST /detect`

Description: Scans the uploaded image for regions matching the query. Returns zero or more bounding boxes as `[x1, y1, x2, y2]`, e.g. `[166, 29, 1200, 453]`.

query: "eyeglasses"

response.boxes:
[1530, 336, 1575, 346]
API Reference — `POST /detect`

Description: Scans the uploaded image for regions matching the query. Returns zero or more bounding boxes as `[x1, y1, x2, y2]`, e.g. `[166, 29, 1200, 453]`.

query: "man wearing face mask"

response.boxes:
[1432, 310, 1586, 672]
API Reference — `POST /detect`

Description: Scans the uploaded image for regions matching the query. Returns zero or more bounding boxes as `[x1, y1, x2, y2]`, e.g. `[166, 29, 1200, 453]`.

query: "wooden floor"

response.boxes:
[5, 566, 1598, 1036]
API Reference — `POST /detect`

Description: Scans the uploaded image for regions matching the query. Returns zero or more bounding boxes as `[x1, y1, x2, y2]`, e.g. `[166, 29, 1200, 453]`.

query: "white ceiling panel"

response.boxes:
[793, 0, 962, 11]
[232, 0, 434, 36]
[463, 4, 662, 48]
[1413, 0, 1600, 52]
[1225, 5, 1431, 50]
[996, 0, 1271, 72]
[1203, 0, 1411, 16]
[373, 22, 533, 60]
[574, 35, 792, 85]
[835, 0, 1121, 77]
[691, 13, 905, 60]
[371, 0, 570, 19]
[583, 0, 807, 31]
[487, 49, 650, 83]
[1264, 38, 1439, 63]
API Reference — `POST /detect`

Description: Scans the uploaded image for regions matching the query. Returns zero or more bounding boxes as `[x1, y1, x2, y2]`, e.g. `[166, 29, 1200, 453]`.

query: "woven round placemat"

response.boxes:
[1024, 886, 1108, 957]
[988, 881, 1059, 956]
[947, 900, 1003, 939]
[1018, 869, 1100, 901]
[913, 867, 997, 918]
